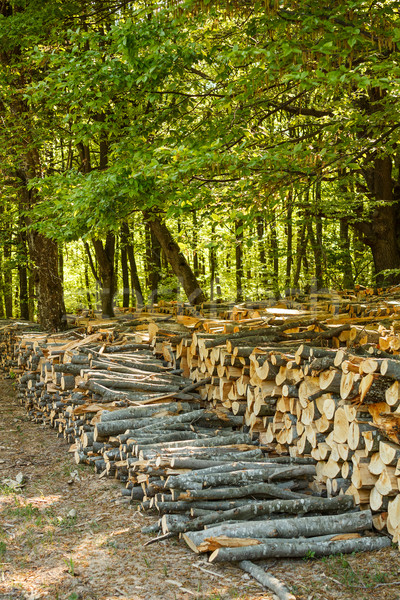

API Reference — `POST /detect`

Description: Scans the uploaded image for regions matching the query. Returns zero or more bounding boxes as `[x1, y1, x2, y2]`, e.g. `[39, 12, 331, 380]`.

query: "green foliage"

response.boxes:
[0, 0, 399, 309]
[64, 556, 75, 577]
[0, 541, 6, 557]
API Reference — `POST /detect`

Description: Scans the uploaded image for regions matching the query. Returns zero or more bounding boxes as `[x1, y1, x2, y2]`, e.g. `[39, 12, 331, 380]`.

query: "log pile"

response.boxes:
[149, 313, 400, 549]
[0, 306, 397, 574]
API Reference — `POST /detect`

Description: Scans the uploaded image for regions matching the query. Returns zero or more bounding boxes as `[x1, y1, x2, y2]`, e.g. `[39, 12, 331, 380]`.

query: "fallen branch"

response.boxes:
[239, 560, 296, 600]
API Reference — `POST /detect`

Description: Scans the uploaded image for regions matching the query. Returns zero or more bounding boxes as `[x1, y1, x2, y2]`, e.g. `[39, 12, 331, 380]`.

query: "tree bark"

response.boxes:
[17, 211, 29, 320]
[235, 219, 244, 302]
[209, 535, 390, 563]
[256, 216, 268, 296]
[293, 220, 306, 289]
[120, 224, 130, 308]
[26, 227, 66, 330]
[144, 222, 161, 304]
[184, 509, 373, 550]
[356, 156, 400, 285]
[122, 221, 144, 308]
[3, 226, 13, 318]
[91, 234, 116, 318]
[145, 212, 206, 304]
[285, 194, 293, 293]
[339, 218, 354, 288]
[239, 561, 296, 600]
[269, 215, 280, 299]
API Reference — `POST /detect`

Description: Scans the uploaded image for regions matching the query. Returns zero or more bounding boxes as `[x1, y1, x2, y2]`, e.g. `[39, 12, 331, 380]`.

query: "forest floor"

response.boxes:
[1, 378, 400, 600]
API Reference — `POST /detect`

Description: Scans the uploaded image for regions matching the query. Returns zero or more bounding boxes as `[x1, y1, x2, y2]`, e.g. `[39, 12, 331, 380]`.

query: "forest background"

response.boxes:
[0, 0, 399, 330]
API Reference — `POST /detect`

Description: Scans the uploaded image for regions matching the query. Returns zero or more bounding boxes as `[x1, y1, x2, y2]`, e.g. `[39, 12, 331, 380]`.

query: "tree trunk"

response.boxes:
[307, 217, 323, 291]
[127, 243, 144, 309]
[314, 181, 324, 289]
[58, 244, 64, 285]
[339, 218, 354, 288]
[0, 251, 5, 318]
[192, 211, 199, 278]
[144, 222, 161, 305]
[235, 219, 244, 302]
[84, 253, 93, 310]
[357, 156, 400, 285]
[121, 221, 143, 308]
[28, 266, 35, 322]
[3, 229, 13, 318]
[209, 223, 217, 302]
[285, 194, 293, 293]
[145, 212, 206, 305]
[91, 234, 116, 318]
[269, 215, 280, 299]
[120, 224, 130, 308]
[27, 229, 66, 330]
[256, 216, 268, 297]
[18, 215, 29, 319]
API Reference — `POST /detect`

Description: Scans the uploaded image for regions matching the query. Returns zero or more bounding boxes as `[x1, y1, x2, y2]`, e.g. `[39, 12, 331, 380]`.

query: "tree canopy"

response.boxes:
[0, 0, 399, 326]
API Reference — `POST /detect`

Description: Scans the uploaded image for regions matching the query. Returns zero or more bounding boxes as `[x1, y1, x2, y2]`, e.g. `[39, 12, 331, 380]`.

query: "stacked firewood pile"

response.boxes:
[149, 313, 400, 548]
[4, 301, 400, 589]
[0, 318, 390, 572]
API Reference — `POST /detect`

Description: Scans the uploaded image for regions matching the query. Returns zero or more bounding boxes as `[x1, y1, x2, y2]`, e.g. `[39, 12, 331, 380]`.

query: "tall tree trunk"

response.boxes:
[235, 219, 244, 302]
[144, 222, 161, 304]
[285, 193, 293, 293]
[121, 221, 144, 308]
[84, 255, 93, 310]
[144, 212, 206, 305]
[356, 156, 400, 285]
[27, 229, 66, 330]
[91, 234, 116, 318]
[120, 229, 130, 308]
[192, 211, 199, 278]
[18, 262, 29, 320]
[256, 216, 268, 297]
[0, 251, 5, 318]
[339, 218, 354, 288]
[313, 181, 324, 290]
[3, 229, 13, 318]
[269, 216, 280, 299]
[58, 244, 64, 284]
[293, 221, 307, 289]
[18, 212, 29, 320]
[28, 267, 35, 322]
[307, 216, 323, 291]
[209, 223, 217, 302]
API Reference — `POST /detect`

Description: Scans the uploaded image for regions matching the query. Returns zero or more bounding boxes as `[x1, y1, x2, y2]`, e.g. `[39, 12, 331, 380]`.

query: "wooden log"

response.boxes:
[333, 407, 349, 444]
[155, 499, 263, 513]
[173, 495, 355, 533]
[238, 561, 296, 600]
[375, 467, 398, 496]
[173, 481, 311, 502]
[379, 440, 400, 466]
[381, 359, 400, 379]
[208, 535, 390, 562]
[386, 380, 400, 407]
[319, 370, 342, 394]
[183, 510, 373, 551]
[99, 402, 198, 422]
[167, 465, 315, 491]
[348, 421, 375, 451]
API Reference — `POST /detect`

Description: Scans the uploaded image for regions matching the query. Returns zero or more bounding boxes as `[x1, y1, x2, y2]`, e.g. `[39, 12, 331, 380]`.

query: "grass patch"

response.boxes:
[6, 501, 40, 520]
[321, 553, 389, 591]
[0, 483, 19, 496]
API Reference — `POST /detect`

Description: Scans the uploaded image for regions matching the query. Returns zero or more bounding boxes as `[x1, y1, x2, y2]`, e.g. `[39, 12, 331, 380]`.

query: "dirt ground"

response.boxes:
[1, 376, 400, 600]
